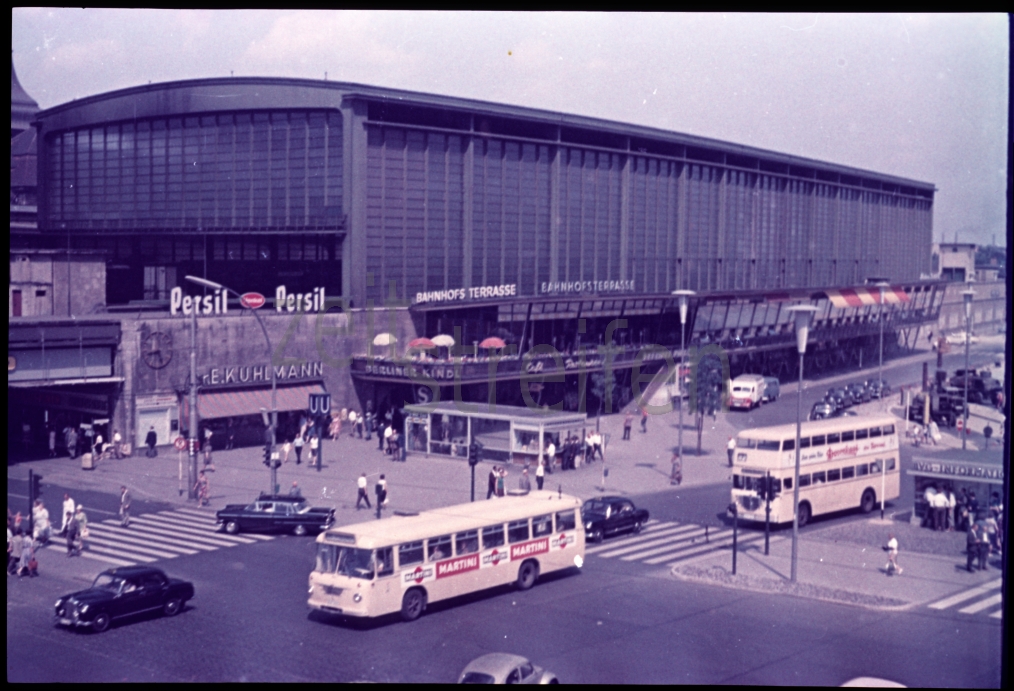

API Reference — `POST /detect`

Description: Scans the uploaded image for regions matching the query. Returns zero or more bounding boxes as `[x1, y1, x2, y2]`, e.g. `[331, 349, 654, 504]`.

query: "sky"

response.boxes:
[11, 10, 1010, 248]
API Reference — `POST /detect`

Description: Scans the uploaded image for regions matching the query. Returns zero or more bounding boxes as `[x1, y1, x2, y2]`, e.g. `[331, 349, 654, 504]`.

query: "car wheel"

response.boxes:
[589, 528, 604, 544]
[400, 588, 426, 622]
[517, 560, 539, 590]
[225, 521, 239, 535]
[632, 520, 643, 535]
[293, 524, 307, 537]
[860, 489, 876, 514]
[163, 598, 182, 617]
[91, 612, 111, 633]
[797, 502, 812, 528]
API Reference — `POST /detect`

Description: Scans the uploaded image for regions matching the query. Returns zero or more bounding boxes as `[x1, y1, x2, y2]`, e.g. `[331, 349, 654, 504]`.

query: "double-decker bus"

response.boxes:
[308, 490, 584, 622]
[730, 414, 900, 527]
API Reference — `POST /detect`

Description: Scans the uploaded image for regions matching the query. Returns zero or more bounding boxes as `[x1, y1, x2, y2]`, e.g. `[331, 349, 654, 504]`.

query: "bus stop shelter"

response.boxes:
[403, 402, 588, 467]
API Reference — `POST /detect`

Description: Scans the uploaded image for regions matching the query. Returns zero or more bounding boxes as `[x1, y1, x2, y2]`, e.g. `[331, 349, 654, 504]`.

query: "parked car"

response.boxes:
[761, 376, 780, 403]
[945, 331, 980, 345]
[215, 494, 335, 536]
[825, 388, 848, 410]
[54, 566, 194, 633]
[947, 374, 1002, 405]
[580, 496, 650, 543]
[810, 401, 834, 421]
[829, 408, 859, 418]
[846, 382, 872, 404]
[864, 379, 891, 399]
[458, 653, 559, 684]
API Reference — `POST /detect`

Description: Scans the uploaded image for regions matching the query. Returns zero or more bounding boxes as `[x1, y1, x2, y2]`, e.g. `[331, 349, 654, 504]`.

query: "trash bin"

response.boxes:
[81, 452, 95, 470]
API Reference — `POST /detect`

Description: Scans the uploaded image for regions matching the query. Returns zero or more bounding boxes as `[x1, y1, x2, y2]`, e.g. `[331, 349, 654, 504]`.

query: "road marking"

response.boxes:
[87, 525, 201, 555]
[586, 524, 698, 555]
[153, 512, 275, 541]
[989, 608, 1003, 619]
[617, 527, 729, 561]
[127, 517, 255, 545]
[927, 579, 1003, 609]
[93, 523, 217, 551]
[75, 534, 181, 559]
[105, 521, 246, 548]
[958, 593, 1003, 615]
[652, 534, 764, 565]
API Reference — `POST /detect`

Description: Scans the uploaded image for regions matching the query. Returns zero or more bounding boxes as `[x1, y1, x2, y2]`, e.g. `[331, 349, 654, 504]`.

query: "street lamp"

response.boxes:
[787, 303, 818, 584]
[961, 286, 975, 450]
[185, 276, 279, 494]
[875, 281, 891, 409]
[672, 290, 695, 483]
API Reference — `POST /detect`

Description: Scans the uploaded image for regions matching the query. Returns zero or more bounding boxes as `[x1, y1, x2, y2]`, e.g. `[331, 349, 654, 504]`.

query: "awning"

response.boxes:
[824, 286, 910, 309]
[197, 384, 326, 420]
[906, 469, 1004, 485]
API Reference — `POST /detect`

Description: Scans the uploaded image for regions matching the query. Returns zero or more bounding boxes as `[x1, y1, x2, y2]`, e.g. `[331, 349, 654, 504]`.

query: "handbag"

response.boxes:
[81, 527, 90, 539]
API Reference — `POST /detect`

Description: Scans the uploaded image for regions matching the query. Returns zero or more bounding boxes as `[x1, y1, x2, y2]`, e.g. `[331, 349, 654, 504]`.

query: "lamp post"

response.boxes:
[672, 290, 695, 480]
[185, 276, 279, 493]
[961, 286, 975, 450]
[875, 281, 890, 409]
[188, 304, 198, 500]
[787, 304, 818, 584]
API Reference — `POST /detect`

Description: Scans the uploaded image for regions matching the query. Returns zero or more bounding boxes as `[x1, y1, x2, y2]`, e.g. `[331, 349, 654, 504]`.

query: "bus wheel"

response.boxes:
[860, 489, 876, 514]
[401, 588, 426, 622]
[517, 560, 539, 590]
[797, 502, 811, 528]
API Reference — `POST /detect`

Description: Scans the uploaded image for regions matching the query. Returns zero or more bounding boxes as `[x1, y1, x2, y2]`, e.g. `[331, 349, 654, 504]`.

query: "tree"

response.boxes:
[589, 350, 620, 432]
[687, 346, 728, 455]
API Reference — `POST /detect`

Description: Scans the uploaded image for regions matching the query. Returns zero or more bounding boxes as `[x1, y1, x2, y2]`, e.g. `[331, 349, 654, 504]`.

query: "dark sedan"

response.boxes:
[55, 566, 194, 633]
[581, 496, 650, 543]
[810, 401, 834, 420]
[846, 382, 872, 404]
[215, 494, 335, 536]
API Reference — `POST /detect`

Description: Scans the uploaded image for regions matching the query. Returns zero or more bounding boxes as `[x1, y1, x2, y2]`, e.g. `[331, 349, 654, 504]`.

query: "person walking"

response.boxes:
[112, 428, 123, 459]
[194, 471, 210, 507]
[48, 427, 57, 458]
[487, 466, 498, 500]
[309, 434, 320, 469]
[364, 410, 373, 441]
[32, 499, 51, 545]
[670, 451, 682, 486]
[966, 521, 982, 572]
[383, 424, 394, 455]
[202, 429, 215, 471]
[535, 459, 545, 491]
[946, 487, 957, 532]
[623, 412, 633, 440]
[545, 439, 557, 472]
[375, 474, 387, 519]
[282, 439, 292, 464]
[727, 436, 736, 467]
[496, 467, 506, 498]
[64, 511, 79, 557]
[518, 468, 532, 493]
[356, 473, 372, 510]
[60, 493, 76, 536]
[293, 433, 304, 465]
[66, 425, 79, 459]
[18, 529, 35, 577]
[119, 486, 131, 527]
[377, 421, 387, 451]
[884, 533, 902, 575]
[592, 432, 604, 461]
[74, 505, 89, 554]
[145, 425, 158, 457]
[640, 407, 649, 433]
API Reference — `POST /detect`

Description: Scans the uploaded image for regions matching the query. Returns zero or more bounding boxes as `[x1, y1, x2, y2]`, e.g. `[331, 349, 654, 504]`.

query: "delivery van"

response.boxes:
[729, 374, 766, 410]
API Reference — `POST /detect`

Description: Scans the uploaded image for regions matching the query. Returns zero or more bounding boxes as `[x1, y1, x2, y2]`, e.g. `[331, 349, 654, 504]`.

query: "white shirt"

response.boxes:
[113, 432, 122, 443]
[887, 537, 898, 553]
[728, 438, 736, 451]
[63, 498, 75, 520]
[310, 437, 319, 450]
[349, 411, 357, 423]
[547, 443, 556, 457]
[384, 426, 393, 439]
[358, 476, 368, 490]
[535, 462, 544, 477]
[947, 492, 957, 509]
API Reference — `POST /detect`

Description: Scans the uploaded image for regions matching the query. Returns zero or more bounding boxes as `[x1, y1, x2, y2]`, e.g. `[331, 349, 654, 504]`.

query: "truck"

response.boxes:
[728, 374, 766, 410]
[908, 386, 966, 428]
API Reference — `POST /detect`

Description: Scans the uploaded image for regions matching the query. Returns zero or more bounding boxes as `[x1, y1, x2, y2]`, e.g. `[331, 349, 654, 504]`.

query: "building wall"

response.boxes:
[9, 253, 106, 317]
[934, 279, 1006, 335]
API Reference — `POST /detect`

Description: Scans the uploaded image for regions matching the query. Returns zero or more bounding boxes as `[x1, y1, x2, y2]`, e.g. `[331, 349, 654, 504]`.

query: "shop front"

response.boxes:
[908, 452, 1005, 527]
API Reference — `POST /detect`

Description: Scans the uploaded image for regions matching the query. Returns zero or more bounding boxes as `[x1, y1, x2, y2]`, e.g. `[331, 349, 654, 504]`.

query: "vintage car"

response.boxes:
[580, 496, 650, 543]
[54, 566, 194, 633]
[215, 494, 335, 536]
[458, 653, 559, 684]
[809, 401, 834, 421]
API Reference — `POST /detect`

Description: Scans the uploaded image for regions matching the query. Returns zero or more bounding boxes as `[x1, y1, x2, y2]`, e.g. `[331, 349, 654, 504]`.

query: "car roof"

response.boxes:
[585, 495, 628, 503]
[101, 565, 165, 579]
[256, 494, 308, 502]
[462, 653, 530, 675]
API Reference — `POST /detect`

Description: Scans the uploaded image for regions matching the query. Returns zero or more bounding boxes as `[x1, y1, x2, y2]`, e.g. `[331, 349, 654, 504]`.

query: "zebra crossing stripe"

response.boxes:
[154, 512, 275, 542]
[646, 533, 764, 565]
[958, 593, 1003, 615]
[106, 520, 246, 548]
[68, 550, 137, 567]
[990, 609, 1003, 619]
[127, 517, 255, 545]
[169, 507, 219, 522]
[617, 527, 728, 561]
[87, 524, 201, 555]
[928, 579, 1003, 610]
[77, 533, 182, 559]
[94, 523, 218, 551]
[587, 524, 698, 556]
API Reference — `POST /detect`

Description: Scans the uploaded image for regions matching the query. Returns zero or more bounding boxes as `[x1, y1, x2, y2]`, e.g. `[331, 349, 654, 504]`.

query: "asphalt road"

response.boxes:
[6, 502, 1002, 685]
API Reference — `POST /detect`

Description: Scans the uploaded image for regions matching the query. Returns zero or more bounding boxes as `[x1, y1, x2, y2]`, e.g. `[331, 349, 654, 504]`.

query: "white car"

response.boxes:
[945, 331, 979, 345]
[458, 653, 559, 684]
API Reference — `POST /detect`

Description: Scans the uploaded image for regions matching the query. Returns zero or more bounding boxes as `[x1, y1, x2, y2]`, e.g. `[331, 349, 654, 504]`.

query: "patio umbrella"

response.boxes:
[479, 336, 507, 349]
[372, 332, 398, 346]
[431, 334, 455, 347]
[407, 337, 436, 349]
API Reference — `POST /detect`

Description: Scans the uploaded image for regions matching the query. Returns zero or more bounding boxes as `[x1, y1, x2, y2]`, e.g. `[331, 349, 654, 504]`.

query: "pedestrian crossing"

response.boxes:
[927, 578, 1004, 619]
[585, 519, 765, 567]
[45, 508, 274, 568]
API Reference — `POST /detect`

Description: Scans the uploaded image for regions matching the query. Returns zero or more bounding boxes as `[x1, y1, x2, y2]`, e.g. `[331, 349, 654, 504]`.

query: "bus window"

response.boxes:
[868, 426, 882, 438]
[811, 434, 826, 446]
[555, 510, 576, 532]
[799, 437, 811, 449]
[399, 541, 424, 567]
[842, 466, 855, 479]
[736, 438, 757, 449]
[887, 458, 896, 470]
[841, 430, 855, 442]
[508, 519, 531, 544]
[783, 439, 795, 451]
[827, 468, 841, 482]
[883, 424, 895, 435]
[856, 463, 869, 476]
[811, 471, 826, 484]
[316, 544, 337, 574]
[783, 477, 792, 490]
[482, 525, 505, 549]
[376, 547, 394, 577]
[428, 535, 452, 562]
[798, 474, 811, 487]
[757, 440, 781, 451]
[532, 514, 553, 538]
[826, 433, 840, 444]
[733, 474, 744, 489]
[870, 459, 882, 473]
[855, 428, 869, 440]
[455, 530, 479, 556]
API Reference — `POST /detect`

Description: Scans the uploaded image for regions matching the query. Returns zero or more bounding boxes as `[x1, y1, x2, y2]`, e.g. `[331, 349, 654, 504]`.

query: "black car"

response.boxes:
[864, 379, 890, 399]
[846, 382, 872, 404]
[215, 494, 335, 536]
[581, 496, 650, 543]
[55, 566, 194, 633]
[809, 401, 834, 420]
[824, 389, 847, 411]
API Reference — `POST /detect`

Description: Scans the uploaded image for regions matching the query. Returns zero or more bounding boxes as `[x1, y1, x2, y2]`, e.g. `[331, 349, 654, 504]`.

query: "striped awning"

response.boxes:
[824, 286, 910, 309]
[197, 384, 326, 420]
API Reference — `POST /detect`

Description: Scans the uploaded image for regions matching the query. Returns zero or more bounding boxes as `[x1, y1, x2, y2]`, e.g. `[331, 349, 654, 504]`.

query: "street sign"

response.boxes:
[174, 436, 187, 451]
[309, 392, 331, 416]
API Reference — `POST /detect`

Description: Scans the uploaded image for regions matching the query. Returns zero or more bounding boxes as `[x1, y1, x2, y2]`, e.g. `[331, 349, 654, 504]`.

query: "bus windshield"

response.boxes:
[315, 544, 375, 580]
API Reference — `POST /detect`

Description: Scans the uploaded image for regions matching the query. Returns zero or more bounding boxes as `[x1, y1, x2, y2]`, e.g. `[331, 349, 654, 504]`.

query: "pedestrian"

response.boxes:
[378, 421, 387, 451]
[112, 428, 123, 459]
[8, 528, 21, 574]
[594, 431, 605, 461]
[282, 439, 292, 464]
[384, 424, 394, 455]
[194, 471, 210, 506]
[92, 431, 104, 460]
[202, 430, 215, 471]
[727, 436, 736, 467]
[946, 487, 957, 532]
[293, 433, 304, 464]
[60, 493, 75, 536]
[966, 521, 982, 572]
[623, 412, 633, 440]
[487, 466, 498, 500]
[375, 474, 387, 519]
[670, 451, 682, 486]
[18, 529, 34, 577]
[74, 505, 89, 553]
[48, 427, 57, 458]
[957, 488, 969, 532]
[329, 414, 341, 441]
[145, 425, 158, 457]
[639, 407, 648, 434]
[32, 499, 51, 544]
[546, 439, 557, 472]
[66, 426, 79, 459]
[364, 410, 373, 441]
[496, 467, 506, 498]
[519, 468, 532, 492]
[310, 434, 320, 468]
[65, 511, 79, 557]
[535, 459, 545, 491]
[883, 533, 902, 575]
[353, 410, 363, 438]
[983, 512, 999, 556]
[119, 485, 131, 527]
[227, 425, 236, 451]
[356, 473, 372, 510]
[289, 481, 302, 497]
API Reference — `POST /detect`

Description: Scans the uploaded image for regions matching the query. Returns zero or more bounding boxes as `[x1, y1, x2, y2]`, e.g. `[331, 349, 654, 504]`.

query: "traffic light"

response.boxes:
[263, 444, 272, 467]
[468, 440, 482, 467]
[29, 471, 43, 502]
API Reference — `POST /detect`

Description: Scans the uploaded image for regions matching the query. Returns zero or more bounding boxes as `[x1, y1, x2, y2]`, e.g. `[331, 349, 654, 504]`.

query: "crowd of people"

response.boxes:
[7, 492, 96, 577]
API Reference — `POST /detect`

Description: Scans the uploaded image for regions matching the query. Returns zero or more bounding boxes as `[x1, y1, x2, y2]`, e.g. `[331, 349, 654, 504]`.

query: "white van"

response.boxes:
[729, 374, 766, 410]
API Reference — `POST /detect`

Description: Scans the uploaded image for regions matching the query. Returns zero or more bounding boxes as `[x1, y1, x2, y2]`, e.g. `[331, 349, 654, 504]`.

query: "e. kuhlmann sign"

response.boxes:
[170, 286, 326, 316]
[201, 361, 324, 387]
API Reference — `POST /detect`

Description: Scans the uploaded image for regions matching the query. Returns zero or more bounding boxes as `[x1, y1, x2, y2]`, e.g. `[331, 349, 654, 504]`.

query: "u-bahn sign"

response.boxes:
[309, 392, 331, 417]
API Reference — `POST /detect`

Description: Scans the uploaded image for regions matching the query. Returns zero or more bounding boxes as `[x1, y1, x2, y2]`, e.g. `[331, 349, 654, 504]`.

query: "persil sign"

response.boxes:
[169, 285, 326, 316]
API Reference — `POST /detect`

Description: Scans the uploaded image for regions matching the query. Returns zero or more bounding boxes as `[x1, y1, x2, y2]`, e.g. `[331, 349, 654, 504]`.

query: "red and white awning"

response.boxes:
[824, 286, 910, 309]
